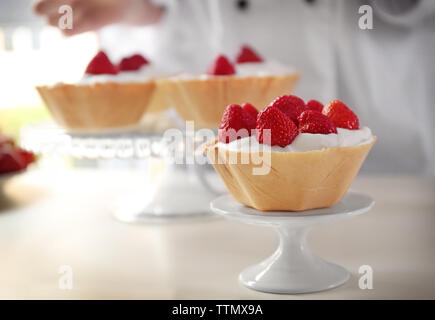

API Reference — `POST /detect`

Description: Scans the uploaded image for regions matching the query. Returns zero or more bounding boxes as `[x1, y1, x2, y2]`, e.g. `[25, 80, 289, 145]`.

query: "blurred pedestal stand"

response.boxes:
[20, 121, 224, 223]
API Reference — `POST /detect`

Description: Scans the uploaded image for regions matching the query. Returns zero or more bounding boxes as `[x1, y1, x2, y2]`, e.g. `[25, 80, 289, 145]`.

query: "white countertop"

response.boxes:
[0, 168, 434, 299]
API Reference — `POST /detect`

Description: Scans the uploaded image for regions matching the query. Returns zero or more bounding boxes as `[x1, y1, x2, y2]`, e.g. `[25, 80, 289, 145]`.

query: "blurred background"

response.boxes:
[0, 0, 93, 136]
[0, 0, 434, 300]
[1, 0, 435, 175]
[0, 0, 159, 136]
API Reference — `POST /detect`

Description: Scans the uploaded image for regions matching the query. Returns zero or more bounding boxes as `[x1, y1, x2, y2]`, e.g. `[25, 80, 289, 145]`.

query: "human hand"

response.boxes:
[34, 0, 164, 36]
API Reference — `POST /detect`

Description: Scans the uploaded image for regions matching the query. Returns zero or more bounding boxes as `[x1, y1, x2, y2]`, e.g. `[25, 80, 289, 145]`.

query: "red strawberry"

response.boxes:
[322, 100, 359, 130]
[236, 45, 263, 63]
[118, 54, 149, 71]
[218, 104, 256, 143]
[298, 110, 337, 134]
[85, 51, 118, 75]
[256, 106, 298, 147]
[207, 55, 236, 76]
[0, 148, 25, 174]
[18, 150, 35, 166]
[306, 99, 324, 113]
[241, 103, 259, 119]
[269, 95, 307, 124]
[0, 154, 22, 173]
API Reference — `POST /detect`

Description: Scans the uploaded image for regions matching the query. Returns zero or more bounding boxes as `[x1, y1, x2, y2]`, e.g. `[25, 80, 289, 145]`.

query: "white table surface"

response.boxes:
[0, 167, 434, 299]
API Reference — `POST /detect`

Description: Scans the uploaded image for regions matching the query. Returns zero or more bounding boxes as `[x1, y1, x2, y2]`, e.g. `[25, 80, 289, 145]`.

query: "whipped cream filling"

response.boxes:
[217, 127, 373, 153]
[76, 65, 170, 85]
[235, 60, 296, 77]
[170, 60, 296, 81]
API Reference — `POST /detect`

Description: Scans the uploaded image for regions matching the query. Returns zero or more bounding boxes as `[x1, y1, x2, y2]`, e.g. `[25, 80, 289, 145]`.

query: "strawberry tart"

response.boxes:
[204, 96, 375, 211]
[158, 45, 300, 128]
[37, 51, 166, 131]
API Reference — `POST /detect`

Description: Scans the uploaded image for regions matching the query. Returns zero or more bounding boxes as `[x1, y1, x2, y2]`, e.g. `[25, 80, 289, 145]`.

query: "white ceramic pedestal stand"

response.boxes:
[210, 191, 374, 294]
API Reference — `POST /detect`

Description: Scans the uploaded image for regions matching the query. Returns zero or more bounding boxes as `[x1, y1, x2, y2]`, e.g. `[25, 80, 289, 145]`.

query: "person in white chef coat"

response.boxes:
[34, 0, 435, 176]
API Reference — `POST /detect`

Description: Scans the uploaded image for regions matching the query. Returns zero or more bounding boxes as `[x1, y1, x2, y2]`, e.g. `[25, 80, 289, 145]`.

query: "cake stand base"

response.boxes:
[210, 192, 374, 294]
[112, 162, 220, 223]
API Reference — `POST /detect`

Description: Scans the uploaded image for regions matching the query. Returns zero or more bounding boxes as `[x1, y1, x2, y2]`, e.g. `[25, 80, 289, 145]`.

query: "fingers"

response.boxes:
[61, 0, 125, 36]
[35, 0, 84, 35]
[34, 0, 73, 16]
[34, 0, 129, 36]
[60, 6, 89, 36]
[33, 0, 53, 15]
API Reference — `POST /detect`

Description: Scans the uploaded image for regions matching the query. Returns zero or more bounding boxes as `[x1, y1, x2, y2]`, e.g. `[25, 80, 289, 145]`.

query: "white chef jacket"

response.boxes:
[99, 0, 435, 176]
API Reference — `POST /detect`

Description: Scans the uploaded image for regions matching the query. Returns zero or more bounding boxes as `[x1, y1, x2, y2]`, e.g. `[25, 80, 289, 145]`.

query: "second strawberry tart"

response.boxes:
[158, 46, 300, 128]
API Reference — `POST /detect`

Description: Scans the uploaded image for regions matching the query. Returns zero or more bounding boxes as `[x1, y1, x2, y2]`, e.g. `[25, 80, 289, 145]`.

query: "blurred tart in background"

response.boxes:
[36, 51, 165, 132]
[157, 45, 301, 128]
